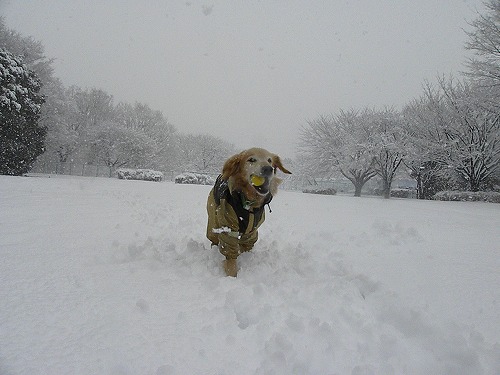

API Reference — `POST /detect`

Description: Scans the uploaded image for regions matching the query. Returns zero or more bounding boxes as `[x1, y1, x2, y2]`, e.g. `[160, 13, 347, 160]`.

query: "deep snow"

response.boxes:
[0, 175, 499, 375]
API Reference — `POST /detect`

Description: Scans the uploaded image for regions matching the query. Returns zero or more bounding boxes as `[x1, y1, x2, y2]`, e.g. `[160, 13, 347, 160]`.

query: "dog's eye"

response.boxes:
[248, 157, 256, 163]
[268, 158, 272, 164]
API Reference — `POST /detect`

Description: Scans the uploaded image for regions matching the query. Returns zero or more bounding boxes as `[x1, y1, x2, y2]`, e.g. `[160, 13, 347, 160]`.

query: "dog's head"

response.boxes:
[222, 148, 291, 200]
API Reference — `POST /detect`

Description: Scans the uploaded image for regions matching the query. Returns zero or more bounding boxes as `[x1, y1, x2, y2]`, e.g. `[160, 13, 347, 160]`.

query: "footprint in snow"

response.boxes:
[136, 298, 149, 313]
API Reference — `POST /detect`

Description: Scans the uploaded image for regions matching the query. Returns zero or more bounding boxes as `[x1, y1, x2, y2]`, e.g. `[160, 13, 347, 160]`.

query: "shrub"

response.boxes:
[433, 191, 500, 203]
[174, 172, 214, 185]
[303, 187, 337, 195]
[116, 168, 163, 182]
[390, 188, 416, 199]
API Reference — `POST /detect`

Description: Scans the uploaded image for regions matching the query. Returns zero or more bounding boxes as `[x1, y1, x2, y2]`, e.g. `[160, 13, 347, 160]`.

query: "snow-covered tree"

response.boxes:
[0, 18, 73, 161]
[403, 90, 451, 199]
[300, 108, 407, 198]
[115, 102, 163, 131]
[299, 111, 377, 196]
[438, 78, 499, 191]
[0, 48, 46, 175]
[339, 110, 380, 196]
[114, 102, 178, 171]
[70, 87, 114, 131]
[465, 0, 500, 88]
[0, 18, 54, 87]
[298, 115, 338, 178]
[88, 123, 154, 176]
[178, 134, 235, 174]
[403, 77, 499, 194]
[367, 108, 407, 199]
[34, 82, 80, 173]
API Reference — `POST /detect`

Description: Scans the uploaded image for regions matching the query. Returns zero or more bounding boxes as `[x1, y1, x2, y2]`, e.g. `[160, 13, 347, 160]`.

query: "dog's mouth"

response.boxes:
[250, 174, 270, 195]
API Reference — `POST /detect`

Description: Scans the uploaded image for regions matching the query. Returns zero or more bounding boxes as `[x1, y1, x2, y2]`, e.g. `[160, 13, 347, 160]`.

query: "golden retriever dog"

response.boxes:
[206, 148, 291, 277]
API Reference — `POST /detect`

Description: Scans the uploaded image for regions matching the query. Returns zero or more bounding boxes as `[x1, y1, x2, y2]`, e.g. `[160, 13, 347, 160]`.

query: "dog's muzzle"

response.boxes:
[250, 166, 274, 195]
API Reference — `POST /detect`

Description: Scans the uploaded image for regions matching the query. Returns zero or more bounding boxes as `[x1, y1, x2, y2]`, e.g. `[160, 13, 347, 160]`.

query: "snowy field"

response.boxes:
[0, 174, 499, 375]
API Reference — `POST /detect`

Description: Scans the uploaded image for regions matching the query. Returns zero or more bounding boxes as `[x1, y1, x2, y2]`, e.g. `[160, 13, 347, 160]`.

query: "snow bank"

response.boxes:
[0, 175, 498, 374]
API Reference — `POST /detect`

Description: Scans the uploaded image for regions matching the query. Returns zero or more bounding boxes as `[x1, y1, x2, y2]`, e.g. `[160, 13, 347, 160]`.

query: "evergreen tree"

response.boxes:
[0, 48, 46, 175]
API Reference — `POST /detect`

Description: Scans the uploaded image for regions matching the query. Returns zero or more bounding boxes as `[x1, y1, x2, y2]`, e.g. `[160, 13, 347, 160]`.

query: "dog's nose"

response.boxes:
[261, 166, 274, 176]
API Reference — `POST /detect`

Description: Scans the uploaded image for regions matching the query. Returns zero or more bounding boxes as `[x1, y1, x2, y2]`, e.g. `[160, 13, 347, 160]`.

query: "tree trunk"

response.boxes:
[469, 179, 480, 192]
[416, 173, 423, 199]
[382, 179, 391, 199]
[354, 184, 362, 197]
[342, 169, 376, 198]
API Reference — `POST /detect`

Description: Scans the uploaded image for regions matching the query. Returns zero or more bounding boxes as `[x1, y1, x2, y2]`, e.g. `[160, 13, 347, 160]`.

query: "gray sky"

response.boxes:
[1, 0, 485, 158]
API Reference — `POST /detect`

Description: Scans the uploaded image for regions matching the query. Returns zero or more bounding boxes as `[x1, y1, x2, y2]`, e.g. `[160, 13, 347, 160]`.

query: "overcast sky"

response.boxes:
[1, 0, 485, 158]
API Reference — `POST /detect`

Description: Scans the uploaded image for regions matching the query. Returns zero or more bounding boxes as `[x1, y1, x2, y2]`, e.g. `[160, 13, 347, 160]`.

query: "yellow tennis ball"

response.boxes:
[251, 175, 265, 187]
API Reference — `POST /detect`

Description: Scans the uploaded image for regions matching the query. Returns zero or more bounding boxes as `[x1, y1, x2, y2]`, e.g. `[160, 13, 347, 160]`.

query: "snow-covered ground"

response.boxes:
[0, 174, 499, 375]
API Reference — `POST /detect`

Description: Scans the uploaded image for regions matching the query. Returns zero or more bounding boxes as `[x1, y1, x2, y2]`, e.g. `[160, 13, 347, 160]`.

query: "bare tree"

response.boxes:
[299, 111, 378, 196]
[368, 108, 407, 199]
[88, 123, 154, 176]
[177, 134, 235, 174]
[69, 87, 114, 131]
[114, 102, 178, 171]
[437, 77, 500, 191]
[299, 114, 340, 178]
[403, 89, 450, 198]
[465, 0, 500, 88]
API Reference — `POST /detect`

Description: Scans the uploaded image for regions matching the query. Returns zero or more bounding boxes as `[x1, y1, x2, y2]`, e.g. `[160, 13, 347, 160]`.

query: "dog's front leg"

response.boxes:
[218, 239, 241, 277]
[223, 258, 238, 277]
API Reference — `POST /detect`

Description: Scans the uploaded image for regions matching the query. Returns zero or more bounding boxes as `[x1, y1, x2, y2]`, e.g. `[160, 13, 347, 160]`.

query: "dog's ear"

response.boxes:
[272, 154, 292, 174]
[222, 152, 243, 179]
